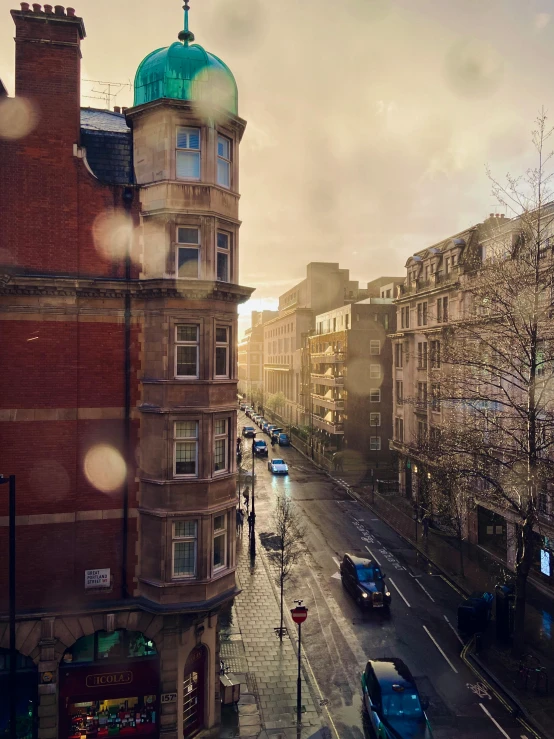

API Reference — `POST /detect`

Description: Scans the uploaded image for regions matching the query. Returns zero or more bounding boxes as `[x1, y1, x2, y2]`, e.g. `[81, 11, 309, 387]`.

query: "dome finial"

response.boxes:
[178, 0, 195, 45]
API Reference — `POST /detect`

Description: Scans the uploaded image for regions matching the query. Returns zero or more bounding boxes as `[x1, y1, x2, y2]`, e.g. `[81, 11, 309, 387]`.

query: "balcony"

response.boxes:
[311, 352, 345, 363]
[310, 373, 345, 387]
[312, 414, 344, 434]
[312, 393, 344, 411]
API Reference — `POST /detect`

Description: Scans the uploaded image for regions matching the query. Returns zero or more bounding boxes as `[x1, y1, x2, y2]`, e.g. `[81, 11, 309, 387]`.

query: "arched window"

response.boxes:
[62, 630, 156, 665]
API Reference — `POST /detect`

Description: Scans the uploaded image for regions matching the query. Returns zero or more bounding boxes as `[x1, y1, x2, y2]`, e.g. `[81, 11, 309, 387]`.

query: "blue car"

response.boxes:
[361, 658, 432, 738]
[278, 433, 290, 446]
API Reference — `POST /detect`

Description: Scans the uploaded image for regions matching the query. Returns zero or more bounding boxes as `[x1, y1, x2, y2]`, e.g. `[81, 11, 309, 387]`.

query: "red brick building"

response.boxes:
[0, 3, 250, 737]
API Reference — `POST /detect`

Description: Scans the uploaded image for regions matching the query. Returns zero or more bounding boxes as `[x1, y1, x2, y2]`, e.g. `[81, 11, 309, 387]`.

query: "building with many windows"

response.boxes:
[237, 310, 277, 406]
[389, 214, 554, 591]
[308, 279, 402, 472]
[263, 263, 377, 425]
[0, 4, 251, 737]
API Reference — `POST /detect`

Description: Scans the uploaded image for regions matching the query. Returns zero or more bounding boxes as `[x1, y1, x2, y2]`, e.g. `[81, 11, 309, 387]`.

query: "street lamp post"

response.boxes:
[291, 601, 308, 733]
[249, 441, 256, 559]
[0, 474, 16, 739]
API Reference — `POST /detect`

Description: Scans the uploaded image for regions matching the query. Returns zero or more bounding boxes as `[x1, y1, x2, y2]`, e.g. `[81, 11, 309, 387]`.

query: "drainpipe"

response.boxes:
[121, 186, 134, 599]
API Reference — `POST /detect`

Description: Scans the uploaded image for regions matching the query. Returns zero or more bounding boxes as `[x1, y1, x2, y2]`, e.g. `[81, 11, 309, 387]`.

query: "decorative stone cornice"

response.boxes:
[0, 275, 254, 304]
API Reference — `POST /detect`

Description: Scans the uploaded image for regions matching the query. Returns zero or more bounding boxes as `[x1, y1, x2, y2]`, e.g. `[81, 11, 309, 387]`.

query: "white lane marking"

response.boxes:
[422, 625, 458, 673]
[332, 557, 341, 568]
[479, 703, 511, 738]
[370, 518, 379, 521]
[409, 573, 422, 579]
[388, 577, 411, 608]
[364, 545, 382, 566]
[444, 615, 464, 645]
[416, 579, 436, 602]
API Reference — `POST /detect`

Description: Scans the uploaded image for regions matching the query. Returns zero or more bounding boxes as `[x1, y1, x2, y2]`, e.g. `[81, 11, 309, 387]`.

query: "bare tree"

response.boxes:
[433, 112, 554, 654]
[271, 495, 305, 642]
[426, 466, 471, 577]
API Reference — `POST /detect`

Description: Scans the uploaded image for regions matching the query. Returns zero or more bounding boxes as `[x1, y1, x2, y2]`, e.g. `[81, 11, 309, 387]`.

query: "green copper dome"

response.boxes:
[133, 5, 238, 114]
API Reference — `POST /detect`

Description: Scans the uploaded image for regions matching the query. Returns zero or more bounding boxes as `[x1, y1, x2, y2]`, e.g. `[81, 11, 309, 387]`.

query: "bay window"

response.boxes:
[175, 324, 199, 378]
[174, 421, 198, 477]
[176, 127, 200, 180]
[172, 521, 197, 578]
[213, 514, 227, 570]
[217, 134, 231, 188]
[176, 227, 200, 279]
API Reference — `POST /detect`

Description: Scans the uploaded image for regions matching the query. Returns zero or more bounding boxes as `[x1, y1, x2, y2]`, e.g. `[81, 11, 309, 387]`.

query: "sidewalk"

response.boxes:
[220, 530, 328, 739]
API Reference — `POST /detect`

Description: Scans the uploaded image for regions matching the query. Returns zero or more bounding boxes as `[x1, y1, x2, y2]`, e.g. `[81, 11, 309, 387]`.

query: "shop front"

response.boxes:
[59, 631, 160, 739]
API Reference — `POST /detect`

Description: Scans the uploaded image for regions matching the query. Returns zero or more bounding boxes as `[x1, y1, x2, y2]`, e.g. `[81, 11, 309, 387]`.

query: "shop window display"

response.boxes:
[63, 631, 157, 665]
[67, 696, 157, 738]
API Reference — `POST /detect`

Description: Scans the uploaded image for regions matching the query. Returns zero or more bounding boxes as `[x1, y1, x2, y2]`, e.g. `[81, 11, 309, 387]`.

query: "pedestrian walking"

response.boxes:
[271, 435, 276, 448]
[236, 507, 242, 535]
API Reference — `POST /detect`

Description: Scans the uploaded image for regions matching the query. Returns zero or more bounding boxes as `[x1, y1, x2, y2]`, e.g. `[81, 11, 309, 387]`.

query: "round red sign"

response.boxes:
[291, 606, 308, 624]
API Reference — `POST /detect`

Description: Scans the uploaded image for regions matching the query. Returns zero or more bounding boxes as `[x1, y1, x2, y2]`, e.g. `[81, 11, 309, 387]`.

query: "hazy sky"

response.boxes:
[2, 0, 553, 335]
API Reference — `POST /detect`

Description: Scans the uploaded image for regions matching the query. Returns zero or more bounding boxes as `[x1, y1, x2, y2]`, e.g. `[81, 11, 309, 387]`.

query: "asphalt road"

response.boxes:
[238, 413, 533, 739]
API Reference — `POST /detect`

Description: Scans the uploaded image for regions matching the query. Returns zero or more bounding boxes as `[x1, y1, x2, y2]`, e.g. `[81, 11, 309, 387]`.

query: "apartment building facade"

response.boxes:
[238, 310, 277, 406]
[0, 5, 250, 737]
[308, 284, 400, 472]
[263, 263, 375, 425]
[390, 212, 554, 587]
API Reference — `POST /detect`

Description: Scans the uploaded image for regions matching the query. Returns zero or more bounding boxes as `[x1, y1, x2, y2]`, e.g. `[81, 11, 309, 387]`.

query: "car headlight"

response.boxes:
[385, 592, 391, 597]
[362, 592, 368, 599]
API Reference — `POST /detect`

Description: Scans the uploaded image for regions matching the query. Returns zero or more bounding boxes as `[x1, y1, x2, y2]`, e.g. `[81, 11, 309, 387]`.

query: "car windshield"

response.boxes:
[279, 434, 287, 439]
[273, 459, 284, 465]
[381, 689, 423, 719]
[357, 566, 382, 582]
[254, 440, 266, 447]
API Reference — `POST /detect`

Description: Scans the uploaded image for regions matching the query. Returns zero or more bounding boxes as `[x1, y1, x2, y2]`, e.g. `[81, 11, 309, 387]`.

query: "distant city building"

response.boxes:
[238, 310, 277, 406]
[308, 278, 403, 473]
[0, 4, 250, 737]
[263, 263, 371, 424]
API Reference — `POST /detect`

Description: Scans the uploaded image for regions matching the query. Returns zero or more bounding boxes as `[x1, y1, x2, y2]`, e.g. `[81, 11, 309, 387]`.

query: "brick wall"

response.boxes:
[0, 7, 140, 278]
[0, 320, 141, 408]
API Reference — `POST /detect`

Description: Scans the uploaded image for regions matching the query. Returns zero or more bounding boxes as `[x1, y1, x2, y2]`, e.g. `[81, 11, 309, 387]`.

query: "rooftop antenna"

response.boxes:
[82, 79, 132, 109]
[178, 0, 195, 45]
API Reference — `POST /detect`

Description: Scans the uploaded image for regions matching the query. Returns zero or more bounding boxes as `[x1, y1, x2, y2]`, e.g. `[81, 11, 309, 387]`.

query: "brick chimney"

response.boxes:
[11, 4, 86, 142]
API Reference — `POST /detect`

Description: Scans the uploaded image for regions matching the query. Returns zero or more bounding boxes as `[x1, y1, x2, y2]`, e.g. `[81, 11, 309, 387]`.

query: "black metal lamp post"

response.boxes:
[0, 474, 16, 739]
[249, 441, 256, 559]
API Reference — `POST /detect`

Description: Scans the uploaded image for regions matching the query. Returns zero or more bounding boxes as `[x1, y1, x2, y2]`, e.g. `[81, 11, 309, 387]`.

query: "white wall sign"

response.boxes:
[85, 568, 111, 589]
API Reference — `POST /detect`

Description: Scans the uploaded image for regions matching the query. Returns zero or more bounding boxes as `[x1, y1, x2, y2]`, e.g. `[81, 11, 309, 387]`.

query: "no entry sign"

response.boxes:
[291, 606, 308, 624]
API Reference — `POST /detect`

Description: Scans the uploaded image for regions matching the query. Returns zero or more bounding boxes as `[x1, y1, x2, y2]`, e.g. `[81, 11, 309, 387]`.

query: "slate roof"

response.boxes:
[80, 108, 133, 185]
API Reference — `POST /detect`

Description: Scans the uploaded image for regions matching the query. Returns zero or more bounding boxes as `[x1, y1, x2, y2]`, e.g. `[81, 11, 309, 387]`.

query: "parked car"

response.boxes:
[268, 458, 289, 475]
[265, 424, 278, 436]
[252, 439, 268, 457]
[278, 433, 290, 446]
[262, 421, 272, 433]
[242, 426, 256, 438]
[340, 554, 391, 609]
[240, 403, 248, 411]
[361, 658, 432, 738]
[258, 417, 266, 428]
[270, 428, 284, 441]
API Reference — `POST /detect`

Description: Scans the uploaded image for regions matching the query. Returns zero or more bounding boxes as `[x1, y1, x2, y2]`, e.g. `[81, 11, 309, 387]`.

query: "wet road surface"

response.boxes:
[239, 414, 532, 739]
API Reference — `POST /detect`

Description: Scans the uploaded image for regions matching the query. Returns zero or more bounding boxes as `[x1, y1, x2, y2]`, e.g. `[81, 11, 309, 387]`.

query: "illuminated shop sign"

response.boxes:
[86, 671, 133, 688]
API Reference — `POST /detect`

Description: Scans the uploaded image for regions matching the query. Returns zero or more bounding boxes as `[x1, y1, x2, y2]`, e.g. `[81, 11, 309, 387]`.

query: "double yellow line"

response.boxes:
[460, 636, 541, 739]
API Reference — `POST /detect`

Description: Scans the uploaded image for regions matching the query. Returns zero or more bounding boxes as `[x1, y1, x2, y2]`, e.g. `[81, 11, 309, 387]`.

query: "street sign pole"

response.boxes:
[291, 601, 308, 732]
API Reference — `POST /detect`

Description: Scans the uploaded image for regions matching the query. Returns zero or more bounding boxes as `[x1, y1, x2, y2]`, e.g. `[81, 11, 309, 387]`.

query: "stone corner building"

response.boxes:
[0, 3, 251, 737]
